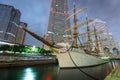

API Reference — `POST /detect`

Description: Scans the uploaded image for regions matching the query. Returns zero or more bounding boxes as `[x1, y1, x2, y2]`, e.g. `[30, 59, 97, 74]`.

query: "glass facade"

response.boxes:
[0, 4, 13, 40]
[0, 4, 26, 44]
[46, 0, 71, 44]
[16, 22, 27, 44]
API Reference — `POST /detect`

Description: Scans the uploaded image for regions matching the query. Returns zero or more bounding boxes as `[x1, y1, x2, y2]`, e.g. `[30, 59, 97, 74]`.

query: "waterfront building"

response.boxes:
[46, 0, 71, 44]
[16, 22, 27, 44]
[0, 4, 26, 44]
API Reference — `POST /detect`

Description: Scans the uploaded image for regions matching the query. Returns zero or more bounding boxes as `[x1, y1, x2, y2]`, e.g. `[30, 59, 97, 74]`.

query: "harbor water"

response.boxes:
[0, 60, 119, 80]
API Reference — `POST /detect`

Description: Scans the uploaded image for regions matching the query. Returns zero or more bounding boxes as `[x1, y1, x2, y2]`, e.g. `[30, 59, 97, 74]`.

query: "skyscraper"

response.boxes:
[0, 4, 26, 44]
[46, 0, 71, 44]
[16, 22, 27, 44]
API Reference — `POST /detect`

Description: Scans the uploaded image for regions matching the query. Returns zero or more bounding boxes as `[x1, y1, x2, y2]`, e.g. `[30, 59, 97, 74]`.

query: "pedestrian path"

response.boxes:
[104, 65, 120, 80]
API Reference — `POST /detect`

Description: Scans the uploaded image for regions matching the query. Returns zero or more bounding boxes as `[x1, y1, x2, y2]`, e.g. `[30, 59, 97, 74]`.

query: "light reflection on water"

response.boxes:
[0, 64, 59, 80]
[22, 68, 36, 80]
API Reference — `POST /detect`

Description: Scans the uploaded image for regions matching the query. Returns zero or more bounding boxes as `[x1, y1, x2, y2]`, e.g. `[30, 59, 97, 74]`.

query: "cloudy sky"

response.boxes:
[0, 0, 120, 47]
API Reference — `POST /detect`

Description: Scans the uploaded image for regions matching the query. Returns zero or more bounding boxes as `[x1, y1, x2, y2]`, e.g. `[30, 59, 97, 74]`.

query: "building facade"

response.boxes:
[46, 0, 71, 44]
[16, 22, 27, 44]
[0, 4, 26, 44]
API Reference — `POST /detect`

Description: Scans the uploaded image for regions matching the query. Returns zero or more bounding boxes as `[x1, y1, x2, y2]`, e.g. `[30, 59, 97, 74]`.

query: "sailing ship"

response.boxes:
[16, 3, 109, 68]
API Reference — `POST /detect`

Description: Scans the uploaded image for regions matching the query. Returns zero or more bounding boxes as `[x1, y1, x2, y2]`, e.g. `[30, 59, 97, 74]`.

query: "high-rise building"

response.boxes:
[46, 0, 71, 44]
[16, 22, 27, 44]
[0, 4, 26, 44]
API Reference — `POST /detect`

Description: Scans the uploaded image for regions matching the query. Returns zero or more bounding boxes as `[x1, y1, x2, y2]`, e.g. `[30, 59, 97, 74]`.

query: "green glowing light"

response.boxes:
[0, 44, 52, 54]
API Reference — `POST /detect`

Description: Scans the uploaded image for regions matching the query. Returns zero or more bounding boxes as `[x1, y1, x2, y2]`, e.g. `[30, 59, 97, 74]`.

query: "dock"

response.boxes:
[0, 53, 58, 68]
[104, 65, 120, 80]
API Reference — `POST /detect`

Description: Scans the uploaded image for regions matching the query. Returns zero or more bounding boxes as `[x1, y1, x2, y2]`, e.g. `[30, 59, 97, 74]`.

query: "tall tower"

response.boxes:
[46, 0, 71, 44]
[16, 22, 27, 44]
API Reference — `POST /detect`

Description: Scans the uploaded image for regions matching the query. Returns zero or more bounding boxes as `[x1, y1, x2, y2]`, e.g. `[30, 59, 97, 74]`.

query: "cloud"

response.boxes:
[0, 0, 120, 47]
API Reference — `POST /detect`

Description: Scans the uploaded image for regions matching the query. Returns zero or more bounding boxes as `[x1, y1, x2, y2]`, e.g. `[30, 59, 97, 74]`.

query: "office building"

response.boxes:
[46, 0, 71, 44]
[0, 4, 26, 44]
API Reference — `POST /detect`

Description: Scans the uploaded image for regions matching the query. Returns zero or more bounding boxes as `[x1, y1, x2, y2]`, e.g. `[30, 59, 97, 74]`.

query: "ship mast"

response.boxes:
[99, 36, 103, 52]
[94, 26, 99, 54]
[86, 17, 92, 51]
[64, 5, 93, 48]
[73, 5, 78, 47]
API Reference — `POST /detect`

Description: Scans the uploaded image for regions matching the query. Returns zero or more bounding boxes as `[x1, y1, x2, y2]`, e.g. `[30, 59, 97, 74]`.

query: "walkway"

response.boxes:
[104, 65, 120, 80]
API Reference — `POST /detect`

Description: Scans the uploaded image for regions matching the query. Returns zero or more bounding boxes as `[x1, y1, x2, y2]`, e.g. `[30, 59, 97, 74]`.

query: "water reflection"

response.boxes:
[58, 63, 112, 80]
[0, 64, 59, 80]
[0, 60, 119, 80]
[22, 68, 36, 80]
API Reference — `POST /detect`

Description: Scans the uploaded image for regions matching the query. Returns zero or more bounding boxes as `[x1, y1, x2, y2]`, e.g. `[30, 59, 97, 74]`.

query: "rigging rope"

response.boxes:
[66, 39, 99, 80]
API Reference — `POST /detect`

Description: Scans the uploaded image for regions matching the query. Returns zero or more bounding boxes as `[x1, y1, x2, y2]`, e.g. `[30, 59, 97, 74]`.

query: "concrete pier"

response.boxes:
[104, 65, 120, 80]
[0, 53, 58, 68]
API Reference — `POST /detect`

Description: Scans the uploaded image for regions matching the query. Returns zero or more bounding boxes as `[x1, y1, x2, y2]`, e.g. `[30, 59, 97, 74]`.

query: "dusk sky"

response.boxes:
[0, 0, 120, 47]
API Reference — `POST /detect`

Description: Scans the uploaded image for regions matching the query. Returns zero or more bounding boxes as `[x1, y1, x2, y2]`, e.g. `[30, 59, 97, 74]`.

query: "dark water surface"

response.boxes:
[0, 60, 119, 80]
[0, 64, 59, 80]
